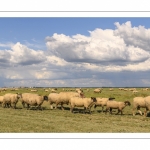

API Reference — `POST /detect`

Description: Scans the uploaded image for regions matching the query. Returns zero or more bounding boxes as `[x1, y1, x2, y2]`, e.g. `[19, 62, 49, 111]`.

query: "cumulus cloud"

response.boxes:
[46, 28, 150, 66]
[1, 21, 150, 87]
[114, 21, 150, 51]
[0, 42, 47, 67]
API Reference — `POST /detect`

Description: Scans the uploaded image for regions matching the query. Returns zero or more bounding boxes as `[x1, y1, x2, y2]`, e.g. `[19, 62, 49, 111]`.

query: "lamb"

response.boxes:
[93, 97, 115, 112]
[70, 97, 97, 114]
[48, 92, 85, 110]
[21, 93, 48, 110]
[3, 93, 22, 109]
[105, 100, 131, 115]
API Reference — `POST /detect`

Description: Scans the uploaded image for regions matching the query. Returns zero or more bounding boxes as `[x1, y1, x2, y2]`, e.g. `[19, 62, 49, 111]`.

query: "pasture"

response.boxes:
[0, 87, 150, 133]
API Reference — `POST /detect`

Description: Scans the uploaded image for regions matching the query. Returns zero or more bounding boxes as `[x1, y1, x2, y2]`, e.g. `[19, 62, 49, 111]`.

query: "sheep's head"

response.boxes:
[124, 101, 131, 106]
[80, 92, 85, 98]
[16, 93, 22, 99]
[109, 97, 115, 100]
[43, 96, 48, 101]
[91, 97, 97, 102]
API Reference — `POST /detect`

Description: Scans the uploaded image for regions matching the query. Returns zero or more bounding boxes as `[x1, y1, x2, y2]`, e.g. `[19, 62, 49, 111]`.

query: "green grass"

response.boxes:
[0, 87, 150, 133]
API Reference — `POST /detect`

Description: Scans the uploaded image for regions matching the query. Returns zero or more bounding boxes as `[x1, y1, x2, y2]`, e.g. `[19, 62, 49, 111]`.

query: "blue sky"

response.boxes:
[1, 17, 150, 45]
[1, 17, 150, 87]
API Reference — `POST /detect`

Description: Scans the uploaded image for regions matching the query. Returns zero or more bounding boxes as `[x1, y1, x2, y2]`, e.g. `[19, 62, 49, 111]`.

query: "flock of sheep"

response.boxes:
[0, 87, 150, 117]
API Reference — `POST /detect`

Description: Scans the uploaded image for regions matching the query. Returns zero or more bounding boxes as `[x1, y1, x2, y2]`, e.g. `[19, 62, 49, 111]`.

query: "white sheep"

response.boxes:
[132, 96, 150, 117]
[94, 88, 102, 93]
[144, 96, 150, 116]
[48, 92, 85, 110]
[48, 93, 59, 109]
[93, 97, 115, 112]
[31, 89, 38, 92]
[21, 93, 48, 110]
[51, 89, 57, 93]
[3, 93, 22, 109]
[132, 97, 146, 116]
[0, 96, 4, 106]
[70, 97, 97, 114]
[105, 100, 131, 115]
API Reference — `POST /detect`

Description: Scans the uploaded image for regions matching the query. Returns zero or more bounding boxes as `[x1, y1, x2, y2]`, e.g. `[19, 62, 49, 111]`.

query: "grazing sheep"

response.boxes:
[21, 93, 48, 110]
[3, 93, 22, 109]
[31, 89, 38, 92]
[94, 97, 115, 112]
[51, 89, 57, 93]
[48, 92, 85, 110]
[105, 100, 131, 115]
[94, 88, 102, 93]
[70, 97, 97, 114]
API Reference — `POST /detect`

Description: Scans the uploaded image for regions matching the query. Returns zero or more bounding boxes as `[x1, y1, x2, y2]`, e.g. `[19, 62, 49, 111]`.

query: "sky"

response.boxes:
[1, 17, 150, 87]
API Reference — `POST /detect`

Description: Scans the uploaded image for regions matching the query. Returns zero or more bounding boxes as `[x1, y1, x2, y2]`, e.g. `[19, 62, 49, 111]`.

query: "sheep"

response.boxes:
[31, 89, 38, 92]
[48, 92, 85, 110]
[51, 89, 57, 93]
[70, 97, 97, 114]
[143, 96, 150, 116]
[94, 88, 102, 93]
[3, 93, 22, 109]
[132, 97, 146, 116]
[93, 97, 115, 112]
[0, 96, 4, 106]
[21, 93, 48, 110]
[48, 93, 59, 109]
[105, 100, 131, 115]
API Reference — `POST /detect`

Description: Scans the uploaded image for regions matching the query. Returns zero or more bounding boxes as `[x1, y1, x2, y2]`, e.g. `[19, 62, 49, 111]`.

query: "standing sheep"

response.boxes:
[0, 96, 4, 106]
[133, 96, 150, 117]
[3, 93, 22, 109]
[48, 93, 59, 109]
[93, 97, 115, 112]
[94, 88, 102, 93]
[105, 100, 131, 115]
[70, 97, 97, 114]
[132, 97, 146, 116]
[48, 92, 85, 110]
[21, 93, 48, 110]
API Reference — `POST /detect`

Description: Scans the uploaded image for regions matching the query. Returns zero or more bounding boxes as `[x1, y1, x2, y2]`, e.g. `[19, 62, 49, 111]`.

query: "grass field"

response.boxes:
[0, 87, 150, 133]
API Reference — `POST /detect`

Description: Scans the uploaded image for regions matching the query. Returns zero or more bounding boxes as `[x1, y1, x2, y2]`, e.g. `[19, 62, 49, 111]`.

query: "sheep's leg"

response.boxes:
[105, 108, 109, 114]
[132, 108, 135, 116]
[49, 102, 53, 109]
[70, 106, 73, 113]
[109, 108, 113, 114]
[22, 101, 26, 108]
[102, 106, 104, 113]
[144, 108, 148, 117]
[137, 107, 143, 115]
[94, 104, 97, 112]
[27, 104, 30, 110]
[61, 103, 64, 110]
[115, 109, 120, 115]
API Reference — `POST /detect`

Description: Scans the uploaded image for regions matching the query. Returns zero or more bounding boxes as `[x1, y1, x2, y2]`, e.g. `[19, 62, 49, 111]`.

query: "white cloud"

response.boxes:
[1, 21, 150, 87]
[46, 27, 150, 66]
[114, 21, 150, 51]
